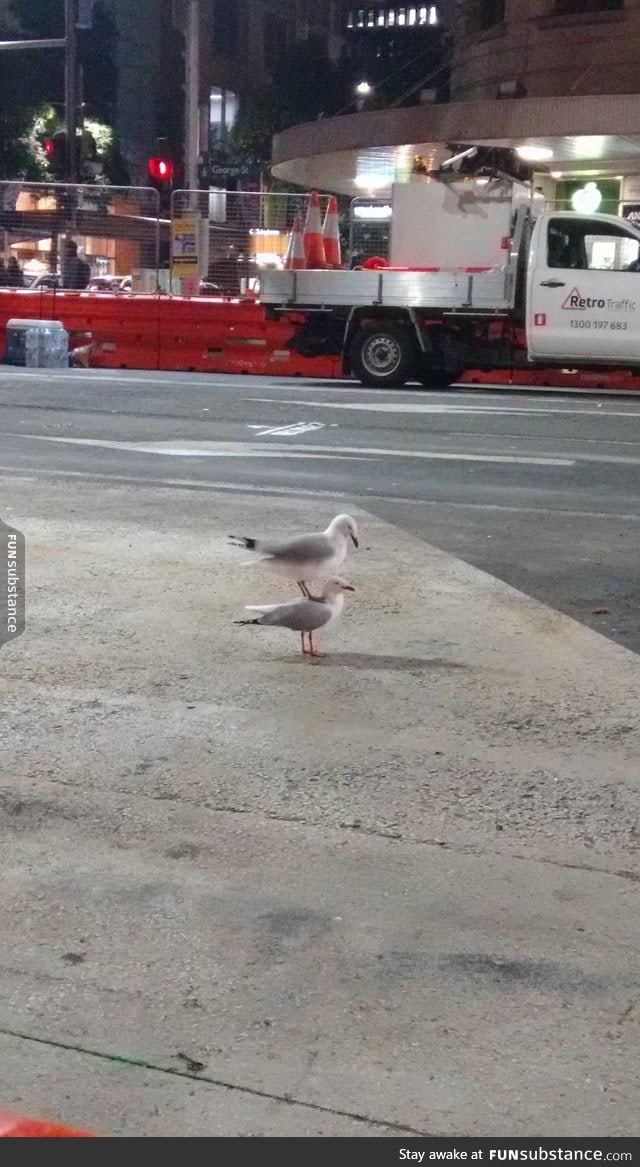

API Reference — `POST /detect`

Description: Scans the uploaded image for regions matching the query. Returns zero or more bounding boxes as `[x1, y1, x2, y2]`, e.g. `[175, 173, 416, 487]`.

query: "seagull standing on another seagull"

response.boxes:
[235, 577, 355, 657]
[229, 514, 359, 597]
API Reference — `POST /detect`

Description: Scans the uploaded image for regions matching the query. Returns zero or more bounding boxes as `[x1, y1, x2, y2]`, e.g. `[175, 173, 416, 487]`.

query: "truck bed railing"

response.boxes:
[260, 265, 514, 312]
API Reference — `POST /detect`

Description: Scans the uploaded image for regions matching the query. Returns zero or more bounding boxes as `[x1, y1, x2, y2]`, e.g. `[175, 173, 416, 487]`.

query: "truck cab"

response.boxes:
[526, 211, 640, 363]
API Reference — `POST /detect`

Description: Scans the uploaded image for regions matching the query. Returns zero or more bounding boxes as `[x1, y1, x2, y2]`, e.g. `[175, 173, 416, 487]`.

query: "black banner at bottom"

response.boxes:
[58, 1136, 639, 1158]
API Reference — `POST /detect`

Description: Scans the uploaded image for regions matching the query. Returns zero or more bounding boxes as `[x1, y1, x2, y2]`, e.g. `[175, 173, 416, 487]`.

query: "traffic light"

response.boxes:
[147, 147, 174, 212]
[44, 132, 67, 181]
[148, 157, 174, 183]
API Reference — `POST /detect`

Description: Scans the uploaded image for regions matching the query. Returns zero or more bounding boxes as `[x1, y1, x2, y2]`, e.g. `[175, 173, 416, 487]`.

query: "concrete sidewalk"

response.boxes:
[0, 478, 638, 1136]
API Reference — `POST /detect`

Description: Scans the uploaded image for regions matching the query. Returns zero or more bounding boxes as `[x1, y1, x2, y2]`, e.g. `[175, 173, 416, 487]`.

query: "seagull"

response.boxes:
[229, 513, 359, 597]
[235, 577, 355, 657]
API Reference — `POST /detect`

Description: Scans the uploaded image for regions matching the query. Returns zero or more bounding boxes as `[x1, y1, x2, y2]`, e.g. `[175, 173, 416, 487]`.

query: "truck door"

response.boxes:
[527, 214, 640, 362]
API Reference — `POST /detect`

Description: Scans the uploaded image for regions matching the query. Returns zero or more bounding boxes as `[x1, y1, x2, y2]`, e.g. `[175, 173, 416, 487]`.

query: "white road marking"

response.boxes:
[253, 421, 325, 436]
[10, 434, 575, 467]
[247, 397, 640, 420]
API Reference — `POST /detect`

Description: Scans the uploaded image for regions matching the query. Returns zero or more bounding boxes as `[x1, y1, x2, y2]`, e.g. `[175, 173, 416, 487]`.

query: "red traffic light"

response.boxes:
[44, 131, 67, 179]
[148, 156, 173, 182]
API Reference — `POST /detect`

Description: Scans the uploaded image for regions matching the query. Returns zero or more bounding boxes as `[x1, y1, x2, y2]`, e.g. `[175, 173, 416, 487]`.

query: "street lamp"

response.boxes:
[354, 80, 373, 112]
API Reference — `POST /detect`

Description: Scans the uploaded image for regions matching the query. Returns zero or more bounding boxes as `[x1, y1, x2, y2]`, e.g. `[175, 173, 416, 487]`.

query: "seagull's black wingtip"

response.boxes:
[229, 535, 256, 549]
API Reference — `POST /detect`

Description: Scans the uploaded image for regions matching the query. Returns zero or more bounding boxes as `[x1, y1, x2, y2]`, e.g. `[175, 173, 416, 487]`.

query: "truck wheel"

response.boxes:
[349, 323, 416, 388]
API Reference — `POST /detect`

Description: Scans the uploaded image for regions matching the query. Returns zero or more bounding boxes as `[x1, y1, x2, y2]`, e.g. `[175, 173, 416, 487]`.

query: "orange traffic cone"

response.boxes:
[323, 195, 341, 268]
[303, 190, 326, 268]
[283, 214, 306, 270]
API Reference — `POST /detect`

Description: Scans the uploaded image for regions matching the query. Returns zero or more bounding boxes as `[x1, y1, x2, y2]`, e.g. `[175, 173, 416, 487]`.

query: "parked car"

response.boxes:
[86, 275, 120, 292]
[199, 280, 223, 296]
[27, 273, 61, 291]
[83, 274, 133, 293]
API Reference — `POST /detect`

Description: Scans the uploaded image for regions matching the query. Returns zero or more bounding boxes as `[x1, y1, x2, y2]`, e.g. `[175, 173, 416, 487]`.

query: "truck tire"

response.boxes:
[349, 322, 417, 388]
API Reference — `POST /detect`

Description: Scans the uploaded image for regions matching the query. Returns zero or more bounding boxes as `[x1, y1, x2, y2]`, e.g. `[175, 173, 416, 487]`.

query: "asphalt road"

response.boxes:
[1, 368, 639, 654]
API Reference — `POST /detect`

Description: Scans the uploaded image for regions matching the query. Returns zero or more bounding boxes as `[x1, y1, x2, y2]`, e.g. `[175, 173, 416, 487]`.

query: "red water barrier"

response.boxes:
[50, 291, 161, 371]
[157, 296, 267, 373]
[0, 1109, 93, 1137]
[0, 289, 341, 377]
[0, 288, 161, 370]
[459, 367, 640, 393]
[156, 298, 341, 377]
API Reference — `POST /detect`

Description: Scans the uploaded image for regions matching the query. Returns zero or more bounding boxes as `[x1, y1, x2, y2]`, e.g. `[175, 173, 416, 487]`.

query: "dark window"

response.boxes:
[213, 0, 239, 56]
[479, 0, 505, 28]
[467, 0, 505, 33]
[263, 13, 288, 70]
[553, 0, 623, 14]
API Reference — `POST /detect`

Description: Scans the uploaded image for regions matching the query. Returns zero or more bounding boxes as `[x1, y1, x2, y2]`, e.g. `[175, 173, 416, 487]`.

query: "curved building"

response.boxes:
[272, 0, 640, 213]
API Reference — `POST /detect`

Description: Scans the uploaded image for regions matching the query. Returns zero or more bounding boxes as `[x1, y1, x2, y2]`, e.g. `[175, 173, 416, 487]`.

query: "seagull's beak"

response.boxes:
[342, 583, 355, 592]
[351, 533, 359, 548]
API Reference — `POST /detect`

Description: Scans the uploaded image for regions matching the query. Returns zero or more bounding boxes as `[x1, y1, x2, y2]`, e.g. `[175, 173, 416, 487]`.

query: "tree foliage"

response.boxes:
[229, 36, 343, 172]
[0, 0, 120, 179]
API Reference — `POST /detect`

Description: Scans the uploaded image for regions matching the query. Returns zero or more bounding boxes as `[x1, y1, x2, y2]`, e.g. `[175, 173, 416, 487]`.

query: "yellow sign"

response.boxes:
[171, 216, 199, 277]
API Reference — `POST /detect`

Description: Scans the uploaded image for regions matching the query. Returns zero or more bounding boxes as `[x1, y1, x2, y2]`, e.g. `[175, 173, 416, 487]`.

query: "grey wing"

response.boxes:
[258, 532, 333, 565]
[259, 598, 333, 632]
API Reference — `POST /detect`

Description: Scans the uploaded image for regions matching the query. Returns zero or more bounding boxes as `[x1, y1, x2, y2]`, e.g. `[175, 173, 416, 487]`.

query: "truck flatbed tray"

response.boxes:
[260, 268, 513, 311]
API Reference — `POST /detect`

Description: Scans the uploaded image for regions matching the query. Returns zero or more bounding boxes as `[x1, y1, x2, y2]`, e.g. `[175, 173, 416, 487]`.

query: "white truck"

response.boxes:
[260, 177, 640, 388]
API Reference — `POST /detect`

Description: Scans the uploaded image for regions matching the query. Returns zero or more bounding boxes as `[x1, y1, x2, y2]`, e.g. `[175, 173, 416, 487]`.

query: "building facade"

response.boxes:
[271, 0, 640, 209]
[343, 4, 448, 105]
[111, 0, 176, 184]
[199, 0, 345, 180]
[451, 0, 637, 102]
[111, 0, 346, 186]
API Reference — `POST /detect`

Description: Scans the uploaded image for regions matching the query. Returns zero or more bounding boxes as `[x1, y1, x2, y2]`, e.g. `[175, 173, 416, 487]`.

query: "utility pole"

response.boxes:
[185, 0, 200, 192]
[65, 0, 78, 183]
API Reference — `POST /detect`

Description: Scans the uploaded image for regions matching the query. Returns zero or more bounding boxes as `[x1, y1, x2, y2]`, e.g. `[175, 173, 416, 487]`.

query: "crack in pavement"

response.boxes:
[616, 999, 640, 1025]
[0, 1027, 429, 1137]
[7, 773, 640, 884]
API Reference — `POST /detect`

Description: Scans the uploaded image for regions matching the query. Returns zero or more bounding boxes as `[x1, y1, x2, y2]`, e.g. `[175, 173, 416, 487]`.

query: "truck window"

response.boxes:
[547, 217, 640, 271]
[583, 234, 640, 271]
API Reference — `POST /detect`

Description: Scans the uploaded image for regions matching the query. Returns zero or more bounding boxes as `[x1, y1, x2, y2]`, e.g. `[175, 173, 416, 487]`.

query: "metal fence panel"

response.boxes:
[0, 181, 160, 293]
[349, 197, 392, 264]
[1, 183, 362, 300]
[170, 189, 348, 295]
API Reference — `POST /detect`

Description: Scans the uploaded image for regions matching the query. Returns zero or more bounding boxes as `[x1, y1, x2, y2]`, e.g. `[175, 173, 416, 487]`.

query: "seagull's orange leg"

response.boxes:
[308, 632, 327, 657]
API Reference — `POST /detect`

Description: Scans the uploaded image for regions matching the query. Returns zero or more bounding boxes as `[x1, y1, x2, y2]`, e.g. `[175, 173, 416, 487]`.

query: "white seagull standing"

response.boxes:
[229, 513, 359, 596]
[235, 577, 355, 657]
